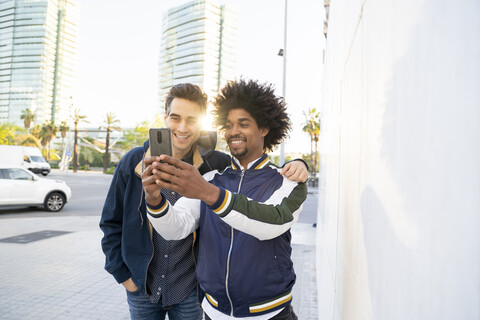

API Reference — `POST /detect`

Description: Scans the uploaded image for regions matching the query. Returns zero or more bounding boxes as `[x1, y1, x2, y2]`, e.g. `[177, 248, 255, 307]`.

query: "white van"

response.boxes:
[0, 145, 51, 176]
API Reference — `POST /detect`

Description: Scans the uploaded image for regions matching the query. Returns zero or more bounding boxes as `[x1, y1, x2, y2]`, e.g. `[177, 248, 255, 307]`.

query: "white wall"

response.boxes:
[317, 0, 480, 319]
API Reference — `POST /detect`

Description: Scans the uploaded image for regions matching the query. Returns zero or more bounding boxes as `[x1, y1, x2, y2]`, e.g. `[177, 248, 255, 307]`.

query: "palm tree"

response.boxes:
[37, 125, 49, 157]
[302, 108, 321, 175]
[72, 109, 88, 172]
[30, 124, 45, 151]
[100, 112, 121, 173]
[20, 108, 35, 133]
[39, 132, 48, 154]
[58, 121, 69, 156]
[40, 120, 57, 161]
[30, 124, 42, 140]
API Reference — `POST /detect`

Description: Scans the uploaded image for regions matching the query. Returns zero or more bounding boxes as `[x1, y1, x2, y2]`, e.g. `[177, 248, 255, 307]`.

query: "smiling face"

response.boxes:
[165, 98, 203, 159]
[224, 108, 268, 168]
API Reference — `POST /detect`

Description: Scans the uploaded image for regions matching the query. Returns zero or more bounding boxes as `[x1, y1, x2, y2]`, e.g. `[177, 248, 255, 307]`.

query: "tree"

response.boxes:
[30, 124, 42, 140]
[40, 120, 57, 161]
[72, 109, 88, 172]
[30, 124, 49, 158]
[302, 108, 321, 175]
[79, 137, 104, 168]
[58, 121, 69, 156]
[20, 108, 35, 133]
[121, 120, 149, 152]
[0, 123, 23, 145]
[21, 134, 42, 148]
[100, 112, 121, 173]
[120, 115, 165, 152]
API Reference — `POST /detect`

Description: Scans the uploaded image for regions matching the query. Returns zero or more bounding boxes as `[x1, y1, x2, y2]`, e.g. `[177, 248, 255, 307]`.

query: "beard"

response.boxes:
[230, 147, 248, 159]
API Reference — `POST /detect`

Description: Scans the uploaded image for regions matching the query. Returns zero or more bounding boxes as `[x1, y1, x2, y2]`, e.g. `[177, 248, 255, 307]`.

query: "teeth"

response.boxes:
[231, 140, 243, 145]
[176, 135, 188, 139]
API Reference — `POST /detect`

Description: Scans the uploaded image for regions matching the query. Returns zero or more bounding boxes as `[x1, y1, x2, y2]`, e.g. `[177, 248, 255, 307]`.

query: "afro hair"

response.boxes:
[213, 79, 291, 152]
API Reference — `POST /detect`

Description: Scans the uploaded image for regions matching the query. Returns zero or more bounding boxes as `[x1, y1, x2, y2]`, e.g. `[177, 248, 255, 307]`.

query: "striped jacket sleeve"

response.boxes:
[146, 170, 220, 240]
[209, 178, 307, 241]
[146, 195, 201, 240]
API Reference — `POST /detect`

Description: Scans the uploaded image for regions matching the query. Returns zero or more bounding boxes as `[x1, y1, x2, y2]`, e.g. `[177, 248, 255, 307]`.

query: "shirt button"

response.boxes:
[164, 254, 168, 258]
[161, 275, 165, 278]
[171, 191, 175, 195]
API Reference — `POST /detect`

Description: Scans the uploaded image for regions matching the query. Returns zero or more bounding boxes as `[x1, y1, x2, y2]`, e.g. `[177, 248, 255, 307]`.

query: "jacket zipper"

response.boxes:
[225, 169, 245, 316]
[192, 231, 200, 306]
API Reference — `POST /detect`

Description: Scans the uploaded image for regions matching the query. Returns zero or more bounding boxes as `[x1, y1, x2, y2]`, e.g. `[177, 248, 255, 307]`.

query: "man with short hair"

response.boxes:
[100, 82, 308, 320]
[143, 79, 307, 319]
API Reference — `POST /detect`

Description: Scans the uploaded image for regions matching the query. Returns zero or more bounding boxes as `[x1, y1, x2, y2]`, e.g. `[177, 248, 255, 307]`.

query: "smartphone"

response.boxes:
[149, 128, 173, 157]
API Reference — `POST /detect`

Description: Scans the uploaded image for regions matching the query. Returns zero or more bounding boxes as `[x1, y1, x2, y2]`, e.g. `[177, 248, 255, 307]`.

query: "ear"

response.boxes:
[260, 127, 269, 137]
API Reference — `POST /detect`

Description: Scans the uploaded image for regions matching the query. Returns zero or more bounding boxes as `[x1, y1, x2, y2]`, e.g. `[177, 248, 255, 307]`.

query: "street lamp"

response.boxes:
[278, 0, 288, 166]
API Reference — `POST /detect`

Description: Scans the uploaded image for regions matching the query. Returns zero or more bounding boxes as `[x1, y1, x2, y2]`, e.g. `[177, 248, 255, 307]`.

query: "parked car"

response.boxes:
[0, 166, 72, 212]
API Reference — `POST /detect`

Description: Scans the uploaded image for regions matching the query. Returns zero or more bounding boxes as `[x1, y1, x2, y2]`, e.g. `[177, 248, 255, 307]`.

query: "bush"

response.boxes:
[79, 147, 103, 167]
[270, 155, 293, 166]
[79, 164, 90, 171]
[105, 166, 115, 175]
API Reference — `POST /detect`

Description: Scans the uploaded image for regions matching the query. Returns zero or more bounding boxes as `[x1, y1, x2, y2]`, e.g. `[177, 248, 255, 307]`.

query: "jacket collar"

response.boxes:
[230, 154, 270, 171]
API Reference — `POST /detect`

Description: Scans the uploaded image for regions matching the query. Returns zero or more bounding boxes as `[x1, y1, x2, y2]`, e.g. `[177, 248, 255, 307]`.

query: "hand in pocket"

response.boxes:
[122, 278, 139, 293]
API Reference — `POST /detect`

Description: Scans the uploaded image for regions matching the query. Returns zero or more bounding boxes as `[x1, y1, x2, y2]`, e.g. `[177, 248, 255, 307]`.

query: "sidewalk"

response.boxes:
[0, 191, 318, 320]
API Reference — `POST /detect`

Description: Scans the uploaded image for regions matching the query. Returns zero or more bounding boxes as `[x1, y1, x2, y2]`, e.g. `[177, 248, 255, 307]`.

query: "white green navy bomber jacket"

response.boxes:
[147, 154, 307, 317]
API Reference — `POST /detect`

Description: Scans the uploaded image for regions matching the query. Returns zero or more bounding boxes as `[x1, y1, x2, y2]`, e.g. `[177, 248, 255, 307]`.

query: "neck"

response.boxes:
[239, 160, 249, 169]
[237, 153, 264, 170]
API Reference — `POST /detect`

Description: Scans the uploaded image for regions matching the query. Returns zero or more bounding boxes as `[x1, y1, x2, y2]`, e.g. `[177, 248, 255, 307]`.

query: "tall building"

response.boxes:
[158, 0, 238, 112]
[0, 0, 78, 126]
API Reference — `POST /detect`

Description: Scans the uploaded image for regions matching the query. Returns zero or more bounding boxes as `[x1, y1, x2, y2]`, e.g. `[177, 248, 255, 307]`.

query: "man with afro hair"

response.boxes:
[142, 79, 307, 320]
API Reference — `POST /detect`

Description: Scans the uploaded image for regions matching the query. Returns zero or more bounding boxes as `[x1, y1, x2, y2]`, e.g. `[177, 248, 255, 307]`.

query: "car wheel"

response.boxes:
[42, 173, 48, 176]
[44, 192, 65, 212]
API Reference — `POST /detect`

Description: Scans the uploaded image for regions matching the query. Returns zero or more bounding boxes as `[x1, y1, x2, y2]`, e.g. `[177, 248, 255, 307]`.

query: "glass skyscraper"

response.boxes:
[0, 0, 78, 126]
[158, 0, 238, 111]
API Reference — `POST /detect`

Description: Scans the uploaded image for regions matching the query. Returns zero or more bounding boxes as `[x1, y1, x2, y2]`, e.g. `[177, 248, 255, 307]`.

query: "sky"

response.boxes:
[76, 0, 325, 154]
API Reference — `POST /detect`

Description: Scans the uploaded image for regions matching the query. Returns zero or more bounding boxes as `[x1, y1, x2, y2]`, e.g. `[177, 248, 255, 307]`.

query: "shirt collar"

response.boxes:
[231, 154, 269, 171]
[181, 147, 194, 165]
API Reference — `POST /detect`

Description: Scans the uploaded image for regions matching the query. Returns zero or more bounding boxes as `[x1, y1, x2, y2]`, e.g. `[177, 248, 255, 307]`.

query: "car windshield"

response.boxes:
[30, 156, 46, 162]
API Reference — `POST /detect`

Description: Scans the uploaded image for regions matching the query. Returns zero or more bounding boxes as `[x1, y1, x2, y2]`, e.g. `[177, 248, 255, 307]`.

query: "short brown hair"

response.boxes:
[164, 83, 208, 115]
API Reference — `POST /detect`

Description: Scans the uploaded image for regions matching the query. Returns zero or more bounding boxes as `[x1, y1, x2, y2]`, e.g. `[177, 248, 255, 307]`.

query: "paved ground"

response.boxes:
[0, 181, 319, 319]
